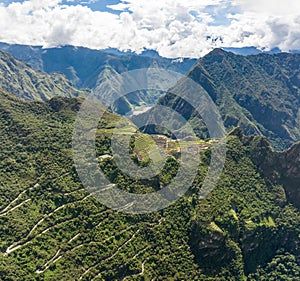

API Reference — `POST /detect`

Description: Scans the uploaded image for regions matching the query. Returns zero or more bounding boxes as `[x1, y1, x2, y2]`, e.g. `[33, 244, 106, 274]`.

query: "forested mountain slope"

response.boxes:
[0, 51, 83, 101]
[0, 90, 299, 280]
[0, 43, 196, 114]
[159, 49, 300, 149]
[0, 43, 196, 90]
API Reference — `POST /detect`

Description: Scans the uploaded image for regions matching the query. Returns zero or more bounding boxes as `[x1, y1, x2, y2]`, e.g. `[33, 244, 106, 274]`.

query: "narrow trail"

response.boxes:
[0, 172, 75, 217]
[79, 230, 140, 281]
[119, 219, 165, 281]
[36, 255, 62, 274]
[131, 246, 151, 260]
[0, 173, 82, 218]
[8, 208, 109, 269]
[0, 199, 31, 217]
[3, 217, 76, 256]
[13, 208, 108, 261]
[118, 202, 134, 212]
[35, 232, 81, 275]
[121, 247, 151, 280]
[68, 233, 81, 244]
[4, 194, 92, 255]
[87, 184, 116, 195]
[39, 217, 78, 236]
[140, 261, 146, 276]
[36, 249, 61, 274]
[33, 207, 112, 274]
[122, 261, 147, 281]
[145, 217, 165, 228]
[60, 188, 86, 196]
[93, 211, 113, 229]
[96, 184, 116, 192]
[0, 186, 33, 215]
[50, 172, 71, 183]
[4, 206, 66, 255]
[71, 225, 136, 252]
[88, 218, 164, 280]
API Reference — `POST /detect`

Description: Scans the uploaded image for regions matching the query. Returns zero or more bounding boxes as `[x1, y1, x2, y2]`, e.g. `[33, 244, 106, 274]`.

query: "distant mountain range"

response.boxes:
[0, 42, 196, 114]
[1, 43, 300, 149]
[222, 46, 282, 56]
[223, 46, 300, 56]
[0, 50, 83, 101]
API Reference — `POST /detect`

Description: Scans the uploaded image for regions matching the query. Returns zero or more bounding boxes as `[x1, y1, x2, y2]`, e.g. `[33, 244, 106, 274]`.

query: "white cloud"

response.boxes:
[235, 0, 300, 16]
[0, 0, 299, 58]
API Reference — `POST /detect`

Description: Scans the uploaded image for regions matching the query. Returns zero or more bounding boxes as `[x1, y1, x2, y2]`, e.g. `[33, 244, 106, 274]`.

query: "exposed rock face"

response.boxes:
[252, 140, 300, 209]
[0, 51, 83, 101]
[189, 221, 239, 273]
[227, 128, 300, 209]
[0, 43, 197, 115]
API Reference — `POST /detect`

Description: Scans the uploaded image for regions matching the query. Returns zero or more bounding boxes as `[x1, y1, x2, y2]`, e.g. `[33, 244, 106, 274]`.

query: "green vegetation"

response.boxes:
[0, 89, 299, 280]
[0, 47, 300, 280]
[0, 45, 196, 115]
[158, 49, 300, 149]
[0, 51, 84, 101]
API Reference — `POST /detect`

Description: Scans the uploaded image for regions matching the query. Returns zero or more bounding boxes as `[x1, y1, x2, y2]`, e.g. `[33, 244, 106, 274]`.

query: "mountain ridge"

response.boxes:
[0, 50, 84, 101]
[0, 43, 197, 88]
[158, 48, 300, 149]
[0, 43, 197, 114]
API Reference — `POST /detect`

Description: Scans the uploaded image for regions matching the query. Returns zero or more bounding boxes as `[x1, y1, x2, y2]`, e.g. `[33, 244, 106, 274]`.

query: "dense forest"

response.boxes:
[0, 89, 299, 280]
[0, 44, 299, 280]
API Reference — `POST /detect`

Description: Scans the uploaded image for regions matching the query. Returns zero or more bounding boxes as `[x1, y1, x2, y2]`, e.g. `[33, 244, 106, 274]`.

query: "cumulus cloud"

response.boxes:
[235, 0, 300, 16]
[0, 0, 299, 58]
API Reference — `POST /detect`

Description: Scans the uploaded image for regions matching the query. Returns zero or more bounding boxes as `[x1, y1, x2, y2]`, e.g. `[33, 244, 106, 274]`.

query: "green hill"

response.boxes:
[0, 90, 299, 280]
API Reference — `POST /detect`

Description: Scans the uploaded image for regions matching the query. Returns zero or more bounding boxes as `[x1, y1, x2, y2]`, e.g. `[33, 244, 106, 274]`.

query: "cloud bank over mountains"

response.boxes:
[0, 0, 299, 58]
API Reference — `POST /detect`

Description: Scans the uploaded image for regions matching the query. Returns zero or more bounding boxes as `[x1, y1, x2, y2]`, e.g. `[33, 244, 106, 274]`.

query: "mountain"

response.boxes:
[0, 50, 83, 101]
[0, 43, 197, 113]
[247, 131, 300, 209]
[222, 47, 282, 56]
[103, 48, 164, 59]
[0, 44, 299, 279]
[158, 49, 300, 149]
[222, 47, 300, 56]
[0, 88, 299, 280]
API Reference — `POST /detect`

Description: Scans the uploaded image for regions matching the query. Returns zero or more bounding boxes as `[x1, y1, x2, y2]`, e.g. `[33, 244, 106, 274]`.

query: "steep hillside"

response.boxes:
[158, 49, 300, 149]
[0, 51, 83, 101]
[0, 43, 196, 114]
[0, 43, 196, 89]
[0, 90, 299, 280]
[244, 130, 300, 210]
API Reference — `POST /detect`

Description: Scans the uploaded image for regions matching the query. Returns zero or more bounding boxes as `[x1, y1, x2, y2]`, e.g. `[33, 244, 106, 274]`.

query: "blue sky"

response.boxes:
[0, 0, 299, 58]
[3, 0, 124, 13]
[62, 0, 123, 14]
